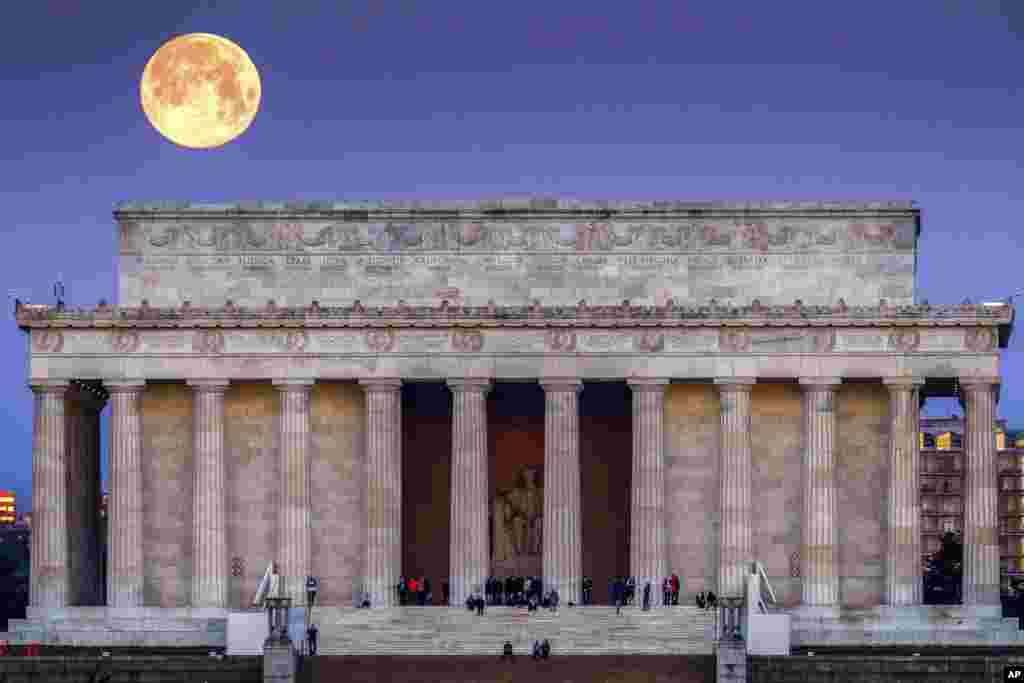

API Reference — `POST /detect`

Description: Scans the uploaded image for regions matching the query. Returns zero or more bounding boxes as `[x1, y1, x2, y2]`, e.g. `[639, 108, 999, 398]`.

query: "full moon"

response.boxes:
[140, 33, 261, 149]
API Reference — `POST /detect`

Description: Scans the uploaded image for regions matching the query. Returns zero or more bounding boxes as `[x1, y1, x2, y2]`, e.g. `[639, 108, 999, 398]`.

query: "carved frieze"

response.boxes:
[965, 327, 997, 352]
[193, 330, 225, 354]
[889, 328, 920, 352]
[719, 329, 751, 353]
[365, 329, 396, 353]
[110, 330, 141, 353]
[633, 330, 665, 352]
[282, 330, 309, 352]
[545, 329, 577, 352]
[31, 330, 63, 352]
[451, 329, 484, 352]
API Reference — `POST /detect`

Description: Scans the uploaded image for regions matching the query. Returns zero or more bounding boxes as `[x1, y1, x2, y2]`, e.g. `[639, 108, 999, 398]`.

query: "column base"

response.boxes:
[789, 605, 840, 620]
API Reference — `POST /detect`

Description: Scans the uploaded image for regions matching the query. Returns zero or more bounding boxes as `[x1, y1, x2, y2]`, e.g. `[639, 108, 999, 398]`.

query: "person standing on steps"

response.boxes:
[671, 573, 680, 605]
[642, 581, 651, 611]
[306, 623, 318, 656]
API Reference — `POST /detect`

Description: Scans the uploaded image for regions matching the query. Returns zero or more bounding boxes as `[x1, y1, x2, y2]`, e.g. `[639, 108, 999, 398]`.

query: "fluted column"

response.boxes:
[541, 379, 582, 605]
[961, 376, 1001, 608]
[274, 379, 313, 605]
[360, 378, 402, 607]
[884, 377, 924, 606]
[628, 378, 669, 607]
[106, 380, 145, 607]
[716, 378, 755, 598]
[799, 377, 840, 611]
[190, 380, 229, 607]
[448, 379, 491, 606]
[30, 380, 70, 608]
[80, 388, 104, 606]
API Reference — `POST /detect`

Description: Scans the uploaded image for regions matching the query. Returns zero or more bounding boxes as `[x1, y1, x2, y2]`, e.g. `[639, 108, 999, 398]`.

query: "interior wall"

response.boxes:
[140, 381, 193, 608]
[224, 382, 277, 610]
[309, 381, 365, 606]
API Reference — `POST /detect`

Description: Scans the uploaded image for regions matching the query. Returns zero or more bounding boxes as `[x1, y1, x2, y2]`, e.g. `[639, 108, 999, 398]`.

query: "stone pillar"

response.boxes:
[30, 380, 70, 608]
[360, 379, 402, 607]
[628, 378, 669, 607]
[541, 379, 582, 605]
[799, 377, 840, 611]
[190, 380, 229, 608]
[716, 378, 755, 599]
[106, 380, 146, 607]
[66, 383, 105, 606]
[884, 377, 924, 606]
[448, 379, 491, 606]
[961, 377, 1001, 608]
[274, 380, 314, 606]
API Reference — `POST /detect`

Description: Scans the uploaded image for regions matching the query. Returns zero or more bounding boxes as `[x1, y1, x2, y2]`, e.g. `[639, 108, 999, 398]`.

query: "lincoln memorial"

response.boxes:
[8, 199, 1020, 657]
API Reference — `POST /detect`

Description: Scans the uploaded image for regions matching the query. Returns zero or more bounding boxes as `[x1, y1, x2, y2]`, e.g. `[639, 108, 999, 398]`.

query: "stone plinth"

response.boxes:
[361, 379, 402, 607]
[541, 379, 582, 605]
[263, 638, 296, 683]
[106, 380, 145, 608]
[447, 379, 490, 606]
[190, 380, 229, 608]
[274, 380, 314, 605]
[628, 378, 668, 607]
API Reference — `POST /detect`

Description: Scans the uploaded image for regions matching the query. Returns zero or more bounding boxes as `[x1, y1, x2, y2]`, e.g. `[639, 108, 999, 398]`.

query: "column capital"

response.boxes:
[104, 379, 146, 394]
[959, 376, 1001, 391]
[883, 376, 925, 390]
[446, 378, 492, 394]
[28, 380, 70, 395]
[540, 378, 582, 393]
[272, 378, 315, 392]
[358, 378, 402, 392]
[187, 379, 230, 393]
[714, 377, 756, 391]
[799, 376, 842, 389]
[627, 377, 670, 392]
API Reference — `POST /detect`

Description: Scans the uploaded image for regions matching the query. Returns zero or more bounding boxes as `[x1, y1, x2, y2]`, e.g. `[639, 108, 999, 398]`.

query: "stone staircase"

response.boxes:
[311, 606, 716, 656]
[2, 608, 228, 648]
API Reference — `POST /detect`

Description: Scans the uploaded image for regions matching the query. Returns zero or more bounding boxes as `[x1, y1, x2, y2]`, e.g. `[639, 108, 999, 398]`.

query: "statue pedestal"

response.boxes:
[263, 637, 296, 683]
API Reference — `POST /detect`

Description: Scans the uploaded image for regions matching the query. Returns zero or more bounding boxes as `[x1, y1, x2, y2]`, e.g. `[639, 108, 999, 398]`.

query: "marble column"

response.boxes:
[628, 378, 669, 607]
[360, 379, 402, 607]
[448, 379, 491, 606]
[274, 379, 313, 605]
[961, 377, 1001, 608]
[716, 378, 755, 598]
[66, 384, 105, 606]
[106, 380, 145, 607]
[190, 380, 229, 608]
[799, 377, 840, 611]
[30, 380, 70, 608]
[541, 379, 582, 605]
[883, 377, 924, 607]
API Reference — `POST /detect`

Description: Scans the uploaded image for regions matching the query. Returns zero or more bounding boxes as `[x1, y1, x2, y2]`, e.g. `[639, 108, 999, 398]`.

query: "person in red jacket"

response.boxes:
[671, 573, 680, 605]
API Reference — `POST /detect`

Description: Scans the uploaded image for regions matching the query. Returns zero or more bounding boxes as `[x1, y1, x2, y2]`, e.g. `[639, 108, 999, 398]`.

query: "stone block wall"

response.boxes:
[141, 382, 193, 607]
[225, 382, 277, 609]
[310, 382, 365, 607]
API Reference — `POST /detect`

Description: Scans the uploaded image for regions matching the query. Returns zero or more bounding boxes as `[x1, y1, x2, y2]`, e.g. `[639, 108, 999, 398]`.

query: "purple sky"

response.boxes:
[2, 1, 1023, 511]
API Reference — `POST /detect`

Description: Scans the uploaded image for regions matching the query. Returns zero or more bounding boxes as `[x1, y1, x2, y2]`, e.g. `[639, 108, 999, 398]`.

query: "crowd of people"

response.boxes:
[386, 572, 712, 610]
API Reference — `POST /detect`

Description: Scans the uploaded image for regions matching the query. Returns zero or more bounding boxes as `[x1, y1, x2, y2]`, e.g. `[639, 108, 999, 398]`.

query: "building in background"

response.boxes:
[0, 492, 16, 526]
[919, 415, 1024, 595]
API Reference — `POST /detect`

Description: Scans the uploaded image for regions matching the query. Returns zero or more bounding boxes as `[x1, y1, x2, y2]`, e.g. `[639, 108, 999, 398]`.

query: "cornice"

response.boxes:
[15, 299, 1013, 336]
[113, 199, 919, 220]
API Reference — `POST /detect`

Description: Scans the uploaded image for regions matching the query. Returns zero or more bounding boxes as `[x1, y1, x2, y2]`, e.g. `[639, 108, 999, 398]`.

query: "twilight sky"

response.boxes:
[2, 0, 1023, 511]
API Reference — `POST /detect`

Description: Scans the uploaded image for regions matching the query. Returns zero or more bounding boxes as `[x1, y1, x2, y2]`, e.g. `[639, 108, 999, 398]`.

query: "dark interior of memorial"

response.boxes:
[400, 381, 633, 604]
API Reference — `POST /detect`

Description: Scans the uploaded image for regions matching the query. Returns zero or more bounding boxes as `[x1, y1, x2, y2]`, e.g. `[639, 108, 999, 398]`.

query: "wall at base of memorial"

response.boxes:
[665, 383, 720, 597]
[310, 382, 365, 606]
[225, 383, 277, 610]
[751, 383, 803, 607]
[835, 382, 888, 608]
[142, 382, 193, 607]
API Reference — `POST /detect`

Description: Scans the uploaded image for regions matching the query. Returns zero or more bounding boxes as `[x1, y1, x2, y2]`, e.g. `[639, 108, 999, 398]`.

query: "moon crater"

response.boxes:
[140, 33, 261, 149]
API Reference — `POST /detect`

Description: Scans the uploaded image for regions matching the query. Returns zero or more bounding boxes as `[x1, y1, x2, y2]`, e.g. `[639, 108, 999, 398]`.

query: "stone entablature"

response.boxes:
[115, 199, 919, 308]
